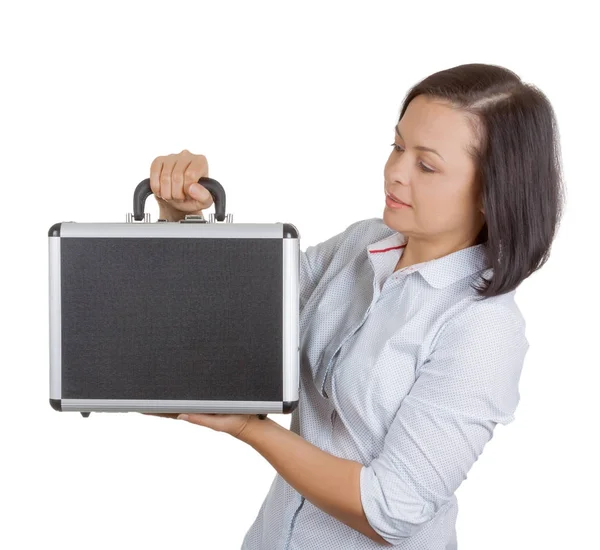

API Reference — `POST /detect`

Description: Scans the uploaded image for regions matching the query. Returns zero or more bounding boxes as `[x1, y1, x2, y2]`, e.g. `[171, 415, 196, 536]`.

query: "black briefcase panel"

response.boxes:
[48, 177, 300, 418]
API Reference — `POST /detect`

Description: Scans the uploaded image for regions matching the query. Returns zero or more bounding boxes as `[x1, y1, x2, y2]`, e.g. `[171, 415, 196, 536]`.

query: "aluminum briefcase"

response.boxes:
[48, 176, 300, 418]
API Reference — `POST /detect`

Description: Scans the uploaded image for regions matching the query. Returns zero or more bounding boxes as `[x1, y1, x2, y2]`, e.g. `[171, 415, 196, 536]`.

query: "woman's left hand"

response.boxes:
[140, 412, 255, 439]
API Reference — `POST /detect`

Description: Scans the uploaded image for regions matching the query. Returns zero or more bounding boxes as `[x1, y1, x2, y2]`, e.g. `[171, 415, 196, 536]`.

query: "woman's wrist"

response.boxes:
[235, 414, 277, 444]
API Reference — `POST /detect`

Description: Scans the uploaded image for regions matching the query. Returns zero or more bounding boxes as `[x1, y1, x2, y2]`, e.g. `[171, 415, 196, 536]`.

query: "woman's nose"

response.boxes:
[386, 155, 410, 185]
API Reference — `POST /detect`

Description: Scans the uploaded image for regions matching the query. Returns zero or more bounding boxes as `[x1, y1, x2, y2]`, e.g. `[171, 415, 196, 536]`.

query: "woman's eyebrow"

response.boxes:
[395, 125, 445, 162]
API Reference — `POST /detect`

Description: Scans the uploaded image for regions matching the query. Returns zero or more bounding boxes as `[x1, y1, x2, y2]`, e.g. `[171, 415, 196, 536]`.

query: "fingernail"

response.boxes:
[178, 414, 189, 421]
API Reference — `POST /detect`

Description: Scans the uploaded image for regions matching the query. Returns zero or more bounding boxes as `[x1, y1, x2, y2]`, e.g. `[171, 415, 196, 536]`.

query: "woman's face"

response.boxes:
[383, 94, 484, 246]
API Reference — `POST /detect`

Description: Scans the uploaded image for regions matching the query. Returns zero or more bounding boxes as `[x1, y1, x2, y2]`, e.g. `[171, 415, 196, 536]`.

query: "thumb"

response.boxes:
[188, 183, 206, 200]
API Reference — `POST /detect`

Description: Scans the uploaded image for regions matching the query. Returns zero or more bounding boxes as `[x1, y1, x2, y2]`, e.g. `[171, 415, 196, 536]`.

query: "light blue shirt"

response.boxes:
[242, 217, 529, 549]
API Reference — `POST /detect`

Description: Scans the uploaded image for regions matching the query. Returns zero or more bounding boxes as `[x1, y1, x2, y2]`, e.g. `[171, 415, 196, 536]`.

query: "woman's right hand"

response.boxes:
[149, 149, 214, 217]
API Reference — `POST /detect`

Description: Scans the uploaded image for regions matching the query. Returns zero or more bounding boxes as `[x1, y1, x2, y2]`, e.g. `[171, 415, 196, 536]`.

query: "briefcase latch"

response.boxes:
[179, 214, 207, 223]
[178, 213, 233, 223]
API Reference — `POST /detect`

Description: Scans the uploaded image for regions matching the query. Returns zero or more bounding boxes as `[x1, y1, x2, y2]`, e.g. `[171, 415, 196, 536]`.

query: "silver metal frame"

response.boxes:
[60, 221, 286, 239]
[283, 236, 300, 405]
[48, 222, 299, 413]
[58, 400, 286, 414]
[49, 237, 62, 400]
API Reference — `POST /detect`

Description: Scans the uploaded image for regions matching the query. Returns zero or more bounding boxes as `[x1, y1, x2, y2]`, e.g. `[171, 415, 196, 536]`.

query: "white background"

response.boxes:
[2, 1, 598, 549]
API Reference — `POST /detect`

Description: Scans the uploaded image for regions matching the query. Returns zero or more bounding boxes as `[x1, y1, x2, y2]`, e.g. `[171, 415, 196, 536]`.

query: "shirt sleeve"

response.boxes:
[299, 219, 366, 315]
[359, 299, 530, 545]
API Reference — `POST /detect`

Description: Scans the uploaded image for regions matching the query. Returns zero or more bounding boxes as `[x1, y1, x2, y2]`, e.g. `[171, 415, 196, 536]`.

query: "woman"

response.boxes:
[144, 63, 564, 549]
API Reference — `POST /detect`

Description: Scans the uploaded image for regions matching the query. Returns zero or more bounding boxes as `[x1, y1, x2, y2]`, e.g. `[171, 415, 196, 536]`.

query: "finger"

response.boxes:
[159, 154, 178, 200]
[171, 150, 193, 200]
[140, 412, 180, 419]
[149, 156, 165, 198]
[184, 155, 209, 200]
[180, 413, 214, 425]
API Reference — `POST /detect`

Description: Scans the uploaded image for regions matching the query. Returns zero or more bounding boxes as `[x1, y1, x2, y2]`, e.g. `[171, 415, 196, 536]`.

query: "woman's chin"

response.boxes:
[383, 206, 408, 222]
[384, 208, 414, 234]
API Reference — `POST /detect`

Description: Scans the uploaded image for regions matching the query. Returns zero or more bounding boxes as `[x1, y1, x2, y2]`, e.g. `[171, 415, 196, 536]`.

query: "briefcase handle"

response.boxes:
[133, 176, 227, 222]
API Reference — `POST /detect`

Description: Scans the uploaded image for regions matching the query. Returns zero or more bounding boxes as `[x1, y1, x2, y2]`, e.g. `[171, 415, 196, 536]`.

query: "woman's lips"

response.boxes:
[386, 191, 411, 207]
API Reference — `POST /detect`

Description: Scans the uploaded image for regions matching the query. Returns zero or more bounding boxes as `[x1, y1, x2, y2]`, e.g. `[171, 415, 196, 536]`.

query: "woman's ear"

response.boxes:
[478, 193, 485, 214]
[474, 176, 485, 214]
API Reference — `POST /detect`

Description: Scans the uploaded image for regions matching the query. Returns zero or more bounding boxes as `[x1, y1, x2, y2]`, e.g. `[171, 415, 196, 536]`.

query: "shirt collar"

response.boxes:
[367, 229, 491, 289]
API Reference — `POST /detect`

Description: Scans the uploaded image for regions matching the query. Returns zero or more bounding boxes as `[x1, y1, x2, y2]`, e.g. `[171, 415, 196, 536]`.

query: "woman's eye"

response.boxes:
[389, 143, 435, 173]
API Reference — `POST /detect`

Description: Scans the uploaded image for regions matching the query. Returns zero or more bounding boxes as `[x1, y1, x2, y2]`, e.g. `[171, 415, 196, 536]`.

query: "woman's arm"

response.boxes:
[237, 416, 391, 546]
[237, 298, 528, 547]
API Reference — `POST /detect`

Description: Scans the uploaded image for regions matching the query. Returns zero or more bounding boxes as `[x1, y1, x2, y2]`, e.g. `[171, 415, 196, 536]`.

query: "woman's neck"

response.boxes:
[394, 236, 478, 272]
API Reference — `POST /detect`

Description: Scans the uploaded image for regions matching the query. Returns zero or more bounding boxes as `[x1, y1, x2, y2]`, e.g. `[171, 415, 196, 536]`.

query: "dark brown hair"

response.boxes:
[397, 63, 565, 299]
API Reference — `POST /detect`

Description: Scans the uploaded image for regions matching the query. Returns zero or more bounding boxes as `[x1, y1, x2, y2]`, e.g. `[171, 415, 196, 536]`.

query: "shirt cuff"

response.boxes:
[359, 461, 434, 544]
